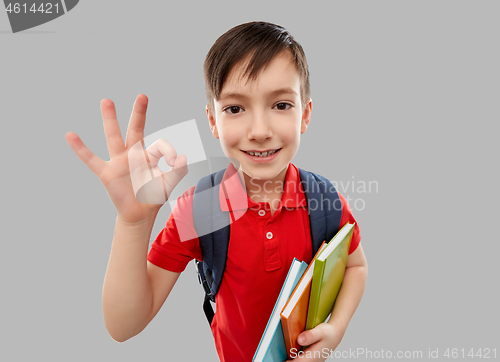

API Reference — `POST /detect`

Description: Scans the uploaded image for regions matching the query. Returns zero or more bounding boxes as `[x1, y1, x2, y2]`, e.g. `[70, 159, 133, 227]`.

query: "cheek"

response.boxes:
[218, 126, 240, 149]
[283, 127, 302, 157]
[282, 123, 302, 145]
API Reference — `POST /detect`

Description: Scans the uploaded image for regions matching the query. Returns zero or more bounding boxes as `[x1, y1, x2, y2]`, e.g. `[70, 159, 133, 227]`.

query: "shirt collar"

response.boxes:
[280, 163, 307, 208]
[218, 163, 306, 212]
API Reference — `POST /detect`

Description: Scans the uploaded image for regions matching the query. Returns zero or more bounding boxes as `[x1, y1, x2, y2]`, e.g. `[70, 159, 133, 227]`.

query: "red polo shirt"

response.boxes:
[147, 163, 360, 362]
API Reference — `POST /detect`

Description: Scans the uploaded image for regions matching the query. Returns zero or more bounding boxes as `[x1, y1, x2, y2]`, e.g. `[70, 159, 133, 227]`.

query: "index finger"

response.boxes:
[101, 99, 126, 159]
[125, 94, 149, 149]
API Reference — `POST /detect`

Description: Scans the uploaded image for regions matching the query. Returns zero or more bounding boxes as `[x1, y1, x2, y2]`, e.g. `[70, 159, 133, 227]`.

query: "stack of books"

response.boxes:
[252, 222, 355, 362]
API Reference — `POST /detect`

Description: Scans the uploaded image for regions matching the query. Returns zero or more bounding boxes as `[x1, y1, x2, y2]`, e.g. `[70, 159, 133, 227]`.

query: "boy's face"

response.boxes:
[206, 51, 312, 184]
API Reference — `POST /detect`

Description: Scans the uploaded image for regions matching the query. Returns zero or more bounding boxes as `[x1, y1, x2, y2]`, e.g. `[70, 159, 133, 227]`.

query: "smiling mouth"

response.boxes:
[243, 149, 281, 157]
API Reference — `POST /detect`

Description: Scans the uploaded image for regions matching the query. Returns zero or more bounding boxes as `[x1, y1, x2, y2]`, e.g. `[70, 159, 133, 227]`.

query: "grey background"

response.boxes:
[1, 1, 498, 361]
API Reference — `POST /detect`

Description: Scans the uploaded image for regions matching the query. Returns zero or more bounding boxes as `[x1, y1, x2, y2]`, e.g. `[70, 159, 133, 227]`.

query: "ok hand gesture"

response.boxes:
[65, 94, 187, 224]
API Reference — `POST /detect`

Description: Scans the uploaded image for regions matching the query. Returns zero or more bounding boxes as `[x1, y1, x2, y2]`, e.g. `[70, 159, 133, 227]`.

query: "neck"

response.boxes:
[237, 165, 289, 214]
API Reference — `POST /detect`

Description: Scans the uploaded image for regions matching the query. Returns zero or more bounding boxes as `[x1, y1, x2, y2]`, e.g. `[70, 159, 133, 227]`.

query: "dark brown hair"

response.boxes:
[204, 21, 310, 113]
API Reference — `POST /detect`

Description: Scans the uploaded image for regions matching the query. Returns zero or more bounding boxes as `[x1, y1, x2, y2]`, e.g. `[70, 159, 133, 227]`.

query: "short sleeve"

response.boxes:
[337, 191, 361, 255]
[147, 186, 202, 273]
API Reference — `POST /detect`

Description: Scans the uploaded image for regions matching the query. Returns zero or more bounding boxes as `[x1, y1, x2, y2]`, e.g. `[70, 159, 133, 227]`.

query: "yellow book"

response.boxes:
[305, 222, 354, 330]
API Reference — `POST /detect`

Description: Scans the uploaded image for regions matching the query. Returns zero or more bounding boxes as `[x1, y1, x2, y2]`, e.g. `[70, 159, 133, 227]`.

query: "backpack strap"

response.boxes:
[193, 168, 230, 326]
[298, 168, 343, 254]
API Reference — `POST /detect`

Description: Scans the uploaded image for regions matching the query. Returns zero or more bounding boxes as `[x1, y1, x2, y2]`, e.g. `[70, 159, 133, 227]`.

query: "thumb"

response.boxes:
[297, 328, 321, 346]
[161, 154, 188, 193]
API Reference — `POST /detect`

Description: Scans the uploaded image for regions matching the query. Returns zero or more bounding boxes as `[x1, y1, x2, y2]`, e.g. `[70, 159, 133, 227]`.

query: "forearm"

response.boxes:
[327, 264, 368, 334]
[102, 215, 157, 342]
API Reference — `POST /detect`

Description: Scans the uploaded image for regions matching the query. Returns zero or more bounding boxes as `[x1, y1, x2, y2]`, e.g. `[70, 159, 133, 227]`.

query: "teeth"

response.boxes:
[246, 149, 278, 157]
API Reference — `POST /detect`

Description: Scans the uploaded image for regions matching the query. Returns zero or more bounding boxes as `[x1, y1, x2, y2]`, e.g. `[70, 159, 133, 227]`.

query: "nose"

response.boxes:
[248, 112, 273, 142]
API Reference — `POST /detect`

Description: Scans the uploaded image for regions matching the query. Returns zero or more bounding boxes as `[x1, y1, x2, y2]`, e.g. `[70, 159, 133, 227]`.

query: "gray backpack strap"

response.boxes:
[298, 168, 343, 253]
[193, 168, 230, 325]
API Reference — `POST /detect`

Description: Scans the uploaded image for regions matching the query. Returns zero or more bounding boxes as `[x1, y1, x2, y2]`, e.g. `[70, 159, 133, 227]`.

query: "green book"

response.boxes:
[305, 222, 354, 330]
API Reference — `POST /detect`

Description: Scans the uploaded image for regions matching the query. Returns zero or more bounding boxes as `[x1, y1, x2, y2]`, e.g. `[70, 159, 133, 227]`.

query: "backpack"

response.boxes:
[192, 167, 343, 326]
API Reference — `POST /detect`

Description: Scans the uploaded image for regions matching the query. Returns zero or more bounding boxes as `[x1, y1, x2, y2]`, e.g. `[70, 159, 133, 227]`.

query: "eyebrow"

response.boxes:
[219, 87, 298, 101]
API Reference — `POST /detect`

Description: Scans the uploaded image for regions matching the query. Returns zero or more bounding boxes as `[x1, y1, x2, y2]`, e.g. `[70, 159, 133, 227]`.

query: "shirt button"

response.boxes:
[258, 210, 266, 216]
[266, 232, 273, 239]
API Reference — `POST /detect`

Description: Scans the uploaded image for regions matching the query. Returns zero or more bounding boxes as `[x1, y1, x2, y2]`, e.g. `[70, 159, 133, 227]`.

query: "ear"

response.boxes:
[300, 98, 312, 134]
[206, 104, 219, 139]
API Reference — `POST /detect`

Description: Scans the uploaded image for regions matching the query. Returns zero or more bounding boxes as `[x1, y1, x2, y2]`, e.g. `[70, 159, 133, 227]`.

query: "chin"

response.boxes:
[241, 165, 288, 182]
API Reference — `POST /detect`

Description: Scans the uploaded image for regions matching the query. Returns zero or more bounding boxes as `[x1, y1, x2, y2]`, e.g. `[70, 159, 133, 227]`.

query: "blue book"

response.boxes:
[253, 258, 308, 362]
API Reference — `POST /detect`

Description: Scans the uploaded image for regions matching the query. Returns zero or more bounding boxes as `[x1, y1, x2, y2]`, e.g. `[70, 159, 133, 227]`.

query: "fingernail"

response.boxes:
[297, 335, 305, 344]
[169, 157, 176, 165]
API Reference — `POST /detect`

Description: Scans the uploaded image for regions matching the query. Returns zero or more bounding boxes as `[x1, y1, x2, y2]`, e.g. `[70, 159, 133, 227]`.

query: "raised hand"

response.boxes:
[65, 94, 188, 224]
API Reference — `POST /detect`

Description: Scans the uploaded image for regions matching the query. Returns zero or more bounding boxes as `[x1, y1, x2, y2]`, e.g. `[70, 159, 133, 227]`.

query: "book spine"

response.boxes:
[281, 316, 293, 359]
[305, 258, 325, 330]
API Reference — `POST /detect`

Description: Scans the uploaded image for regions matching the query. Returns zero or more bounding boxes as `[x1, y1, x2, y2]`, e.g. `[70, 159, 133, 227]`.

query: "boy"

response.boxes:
[65, 21, 367, 362]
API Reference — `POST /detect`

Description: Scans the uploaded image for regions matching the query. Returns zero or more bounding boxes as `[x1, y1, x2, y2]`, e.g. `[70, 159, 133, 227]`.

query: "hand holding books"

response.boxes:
[253, 222, 355, 361]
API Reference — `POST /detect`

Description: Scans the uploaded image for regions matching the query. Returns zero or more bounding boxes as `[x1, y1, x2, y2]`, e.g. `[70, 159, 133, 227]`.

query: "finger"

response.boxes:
[161, 154, 188, 195]
[297, 326, 323, 346]
[125, 94, 148, 149]
[101, 99, 125, 159]
[65, 132, 106, 176]
[146, 138, 178, 168]
[128, 140, 155, 194]
[173, 154, 187, 169]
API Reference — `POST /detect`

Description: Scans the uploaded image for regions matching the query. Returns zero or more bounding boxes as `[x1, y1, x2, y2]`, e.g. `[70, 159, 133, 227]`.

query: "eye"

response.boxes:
[224, 106, 243, 114]
[274, 102, 292, 111]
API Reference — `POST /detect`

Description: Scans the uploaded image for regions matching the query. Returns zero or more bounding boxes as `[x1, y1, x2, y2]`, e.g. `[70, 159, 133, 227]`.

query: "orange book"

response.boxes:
[280, 241, 327, 358]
